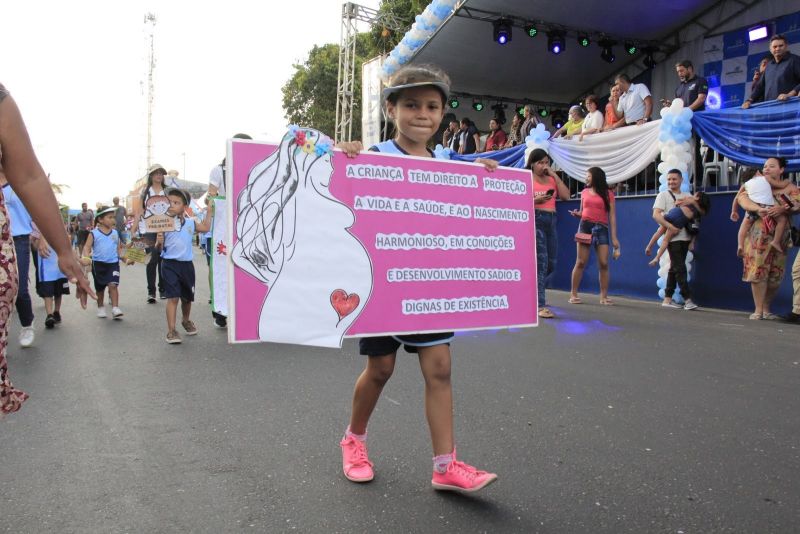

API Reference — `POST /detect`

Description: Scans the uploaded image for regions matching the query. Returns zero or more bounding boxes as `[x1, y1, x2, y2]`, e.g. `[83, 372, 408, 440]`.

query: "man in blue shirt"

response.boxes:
[742, 34, 800, 108]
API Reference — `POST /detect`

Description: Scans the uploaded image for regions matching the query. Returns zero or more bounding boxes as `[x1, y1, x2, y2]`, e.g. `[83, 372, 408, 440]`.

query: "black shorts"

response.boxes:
[91, 261, 120, 292]
[77, 229, 91, 249]
[36, 279, 70, 298]
[161, 259, 195, 301]
[359, 332, 454, 356]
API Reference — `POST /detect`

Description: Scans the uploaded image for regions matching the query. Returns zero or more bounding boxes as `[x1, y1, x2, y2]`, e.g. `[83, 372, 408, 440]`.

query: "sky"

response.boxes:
[2, 0, 381, 208]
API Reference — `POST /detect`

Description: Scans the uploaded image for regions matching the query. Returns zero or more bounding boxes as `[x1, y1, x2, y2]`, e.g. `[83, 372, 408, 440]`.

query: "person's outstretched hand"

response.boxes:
[58, 253, 95, 308]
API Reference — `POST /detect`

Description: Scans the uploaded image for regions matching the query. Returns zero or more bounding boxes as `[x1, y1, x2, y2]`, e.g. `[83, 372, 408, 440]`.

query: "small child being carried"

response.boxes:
[646, 191, 711, 266]
[732, 171, 789, 256]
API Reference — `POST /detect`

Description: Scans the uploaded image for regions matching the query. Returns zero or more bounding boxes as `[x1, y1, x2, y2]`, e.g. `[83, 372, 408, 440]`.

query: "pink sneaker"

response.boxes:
[431, 459, 497, 493]
[340, 435, 374, 482]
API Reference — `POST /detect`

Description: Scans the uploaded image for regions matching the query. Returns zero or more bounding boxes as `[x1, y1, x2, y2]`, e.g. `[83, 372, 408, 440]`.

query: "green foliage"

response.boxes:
[281, 0, 432, 139]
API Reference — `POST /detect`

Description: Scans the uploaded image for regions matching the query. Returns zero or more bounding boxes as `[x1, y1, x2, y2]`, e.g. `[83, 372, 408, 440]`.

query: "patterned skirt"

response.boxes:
[0, 190, 27, 417]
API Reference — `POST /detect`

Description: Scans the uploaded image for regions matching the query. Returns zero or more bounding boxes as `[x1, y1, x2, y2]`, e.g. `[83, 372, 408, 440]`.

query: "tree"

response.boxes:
[281, 0, 433, 138]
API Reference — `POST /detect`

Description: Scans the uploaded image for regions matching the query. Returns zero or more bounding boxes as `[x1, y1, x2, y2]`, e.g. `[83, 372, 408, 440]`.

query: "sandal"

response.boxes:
[600, 298, 615, 306]
[568, 296, 582, 304]
[748, 313, 762, 320]
[761, 312, 779, 321]
[538, 307, 555, 319]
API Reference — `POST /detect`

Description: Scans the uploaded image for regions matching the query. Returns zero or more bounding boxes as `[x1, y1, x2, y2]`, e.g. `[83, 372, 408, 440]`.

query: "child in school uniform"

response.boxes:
[336, 64, 499, 493]
[33, 231, 70, 329]
[156, 188, 212, 344]
[81, 206, 129, 319]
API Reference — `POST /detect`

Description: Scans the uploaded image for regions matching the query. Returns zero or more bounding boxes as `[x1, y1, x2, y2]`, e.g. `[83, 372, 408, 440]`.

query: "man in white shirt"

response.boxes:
[611, 74, 653, 128]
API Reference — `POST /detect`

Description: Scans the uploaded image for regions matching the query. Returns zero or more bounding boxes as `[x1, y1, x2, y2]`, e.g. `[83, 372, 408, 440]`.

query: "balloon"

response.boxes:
[670, 99, 685, 111]
[672, 293, 684, 305]
[658, 266, 668, 278]
[657, 278, 666, 289]
[686, 251, 694, 263]
[659, 254, 670, 268]
[658, 289, 666, 299]
[680, 182, 691, 192]
[660, 107, 670, 118]
[657, 236, 664, 246]
[659, 175, 667, 184]
[657, 162, 669, 174]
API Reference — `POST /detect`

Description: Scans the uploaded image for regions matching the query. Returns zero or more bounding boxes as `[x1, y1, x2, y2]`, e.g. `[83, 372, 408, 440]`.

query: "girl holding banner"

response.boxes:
[337, 65, 499, 493]
[529, 149, 571, 319]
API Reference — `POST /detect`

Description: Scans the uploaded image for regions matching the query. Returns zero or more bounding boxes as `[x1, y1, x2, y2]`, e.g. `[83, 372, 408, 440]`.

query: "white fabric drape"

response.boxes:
[547, 120, 662, 184]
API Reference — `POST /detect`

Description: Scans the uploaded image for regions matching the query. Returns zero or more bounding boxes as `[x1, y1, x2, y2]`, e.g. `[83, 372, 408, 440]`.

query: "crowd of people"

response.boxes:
[0, 30, 798, 496]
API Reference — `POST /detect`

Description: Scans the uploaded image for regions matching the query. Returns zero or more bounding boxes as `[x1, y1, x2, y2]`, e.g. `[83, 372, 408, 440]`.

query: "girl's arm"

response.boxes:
[645, 226, 666, 255]
[473, 158, 499, 172]
[337, 141, 363, 158]
[194, 215, 212, 234]
[550, 171, 571, 200]
[80, 233, 94, 266]
[609, 200, 620, 252]
[731, 185, 745, 221]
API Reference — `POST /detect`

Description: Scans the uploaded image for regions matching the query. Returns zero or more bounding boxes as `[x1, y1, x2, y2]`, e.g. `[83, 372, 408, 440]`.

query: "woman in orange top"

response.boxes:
[568, 167, 620, 305]
[602, 85, 621, 131]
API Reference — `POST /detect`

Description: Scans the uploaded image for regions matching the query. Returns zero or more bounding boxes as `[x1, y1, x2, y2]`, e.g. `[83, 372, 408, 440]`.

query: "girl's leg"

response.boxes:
[570, 243, 591, 298]
[597, 244, 611, 300]
[763, 283, 781, 316]
[750, 281, 767, 316]
[181, 299, 192, 321]
[535, 218, 548, 308]
[349, 353, 396, 435]
[108, 285, 119, 307]
[650, 229, 676, 266]
[769, 216, 788, 252]
[166, 297, 179, 332]
[417, 344, 453, 456]
[737, 219, 751, 257]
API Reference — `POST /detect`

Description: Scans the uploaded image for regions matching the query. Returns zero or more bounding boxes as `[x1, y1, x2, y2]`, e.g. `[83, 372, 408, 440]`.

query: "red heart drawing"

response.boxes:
[330, 289, 360, 321]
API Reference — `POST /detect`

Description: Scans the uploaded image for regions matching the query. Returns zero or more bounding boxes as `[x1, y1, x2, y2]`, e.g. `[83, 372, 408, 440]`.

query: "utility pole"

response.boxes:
[144, 12, 157, 170]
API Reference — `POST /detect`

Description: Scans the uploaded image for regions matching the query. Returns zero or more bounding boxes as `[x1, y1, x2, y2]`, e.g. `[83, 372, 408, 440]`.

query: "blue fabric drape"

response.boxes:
[451, 144, 527, 168]
[691, 97, 800, 171]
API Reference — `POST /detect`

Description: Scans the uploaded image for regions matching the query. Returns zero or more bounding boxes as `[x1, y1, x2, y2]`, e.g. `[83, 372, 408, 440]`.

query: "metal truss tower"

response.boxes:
[335, 2, 403, 143]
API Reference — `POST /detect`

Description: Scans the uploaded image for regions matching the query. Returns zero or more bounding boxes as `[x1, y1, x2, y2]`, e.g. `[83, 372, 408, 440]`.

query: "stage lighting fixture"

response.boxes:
[538, 107, 549, 118]
[547, 30, 565, 55]
[551, 110, 565, 129]
[491, 103, 507, 125]
[642, 47, 657, 69]
[493, 18, 512, 45]
[624, 41, 637, 55]
[448, 97, 460, 109]
[525, 23, 538, 38]
[599, 39, 616, 63]
[748, 25, 768, 41]
[577, 33, 590, 47]
[472, 99, 485, 112]
[516, 106, 525, 117]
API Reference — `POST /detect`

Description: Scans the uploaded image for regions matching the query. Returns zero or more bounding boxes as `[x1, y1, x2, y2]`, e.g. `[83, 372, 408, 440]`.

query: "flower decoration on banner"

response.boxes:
[433, 144, 452, 160]
[285, 125, 334, 158]
[654, 98, 695, 304]
[380, 0, 459, 81]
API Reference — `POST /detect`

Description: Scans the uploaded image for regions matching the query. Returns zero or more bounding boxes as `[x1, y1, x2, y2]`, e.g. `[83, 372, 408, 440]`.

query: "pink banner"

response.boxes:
[229, 131, 537, 347]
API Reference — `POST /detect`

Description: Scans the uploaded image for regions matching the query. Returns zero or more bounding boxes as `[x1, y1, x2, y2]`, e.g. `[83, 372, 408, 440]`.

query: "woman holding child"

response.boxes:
[738, 157, 799, 320]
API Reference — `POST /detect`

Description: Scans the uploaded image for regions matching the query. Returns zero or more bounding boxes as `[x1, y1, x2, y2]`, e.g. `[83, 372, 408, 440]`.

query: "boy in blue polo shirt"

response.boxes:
[81, 206, 131, 319]
[156, 188, 211, 344]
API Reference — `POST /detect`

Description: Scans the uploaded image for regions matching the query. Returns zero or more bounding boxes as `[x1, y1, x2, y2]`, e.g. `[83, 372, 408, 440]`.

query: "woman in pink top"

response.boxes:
[529, 149, 571, 318]
[568, 167, 620, 305]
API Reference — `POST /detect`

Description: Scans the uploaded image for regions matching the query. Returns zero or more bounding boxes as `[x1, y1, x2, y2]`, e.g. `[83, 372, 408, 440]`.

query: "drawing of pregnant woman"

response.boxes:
[232, 127, 373, 347]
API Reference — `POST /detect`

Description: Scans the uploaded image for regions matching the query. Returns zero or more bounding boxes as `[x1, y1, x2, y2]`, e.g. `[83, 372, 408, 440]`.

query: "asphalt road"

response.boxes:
[1, 252, 798, 533]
